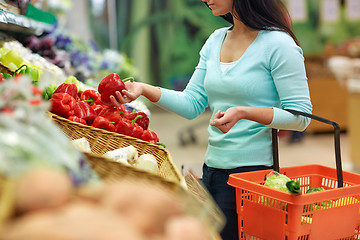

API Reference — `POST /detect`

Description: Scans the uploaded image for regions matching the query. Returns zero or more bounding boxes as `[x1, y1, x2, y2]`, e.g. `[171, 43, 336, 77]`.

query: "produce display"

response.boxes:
[71, 138, 160, 175]
[20, 29, 138, 87]
[48, 73, 161, 145]
[103, 145, 159, 174]
[0, 74, 98, 185]
[0, 167, 210, 240]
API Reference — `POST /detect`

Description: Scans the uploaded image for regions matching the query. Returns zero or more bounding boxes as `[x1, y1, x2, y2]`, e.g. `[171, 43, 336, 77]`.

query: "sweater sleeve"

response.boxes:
[156, 38, 211, 120]
[265, 31, 312, 131]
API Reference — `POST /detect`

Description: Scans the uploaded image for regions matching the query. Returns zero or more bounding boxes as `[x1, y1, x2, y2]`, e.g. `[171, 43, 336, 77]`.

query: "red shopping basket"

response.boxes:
[228, 110, 360, 240]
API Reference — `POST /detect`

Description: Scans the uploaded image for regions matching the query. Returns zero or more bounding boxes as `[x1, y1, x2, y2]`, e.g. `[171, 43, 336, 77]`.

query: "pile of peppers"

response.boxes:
[48, 73, 162, 146]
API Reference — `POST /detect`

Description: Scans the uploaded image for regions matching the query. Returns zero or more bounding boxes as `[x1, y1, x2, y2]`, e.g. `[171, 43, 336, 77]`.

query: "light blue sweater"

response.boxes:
[157, 27, 312, 169]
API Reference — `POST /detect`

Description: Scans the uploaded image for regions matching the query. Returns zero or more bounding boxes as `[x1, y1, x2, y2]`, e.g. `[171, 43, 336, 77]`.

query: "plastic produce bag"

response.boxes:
[264, 171, 291, 193]
[0, 75, 99, 185]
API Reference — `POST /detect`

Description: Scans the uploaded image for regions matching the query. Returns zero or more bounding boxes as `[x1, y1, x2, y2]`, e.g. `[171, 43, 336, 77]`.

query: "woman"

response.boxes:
[110, 0, 312, 239]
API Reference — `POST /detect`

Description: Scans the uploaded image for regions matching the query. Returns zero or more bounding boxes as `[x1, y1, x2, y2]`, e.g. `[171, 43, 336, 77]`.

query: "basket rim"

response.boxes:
[83, 151, 182, 187]
[48, 112, 183, 183]
[48, 112, 167, 148]
[228, 164, 360, 204]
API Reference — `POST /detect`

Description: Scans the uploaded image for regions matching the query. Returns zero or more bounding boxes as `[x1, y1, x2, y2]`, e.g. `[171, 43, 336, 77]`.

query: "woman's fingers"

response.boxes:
[115, 91, 127, 102]
[109, 91, 132, 106]
[210, 110, 234, 133]
[210, 110, 224, 126]
[121, 90, 137, 102]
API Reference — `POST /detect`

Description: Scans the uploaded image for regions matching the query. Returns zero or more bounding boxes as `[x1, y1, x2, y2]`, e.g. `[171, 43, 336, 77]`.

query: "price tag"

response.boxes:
[286, 0, 308, 22]
[321, 0, 340, 22]
[346, 0, 360, 20]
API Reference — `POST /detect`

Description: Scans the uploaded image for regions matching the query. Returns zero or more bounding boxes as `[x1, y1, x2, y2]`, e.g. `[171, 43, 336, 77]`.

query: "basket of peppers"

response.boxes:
[47, 73, 183, 186]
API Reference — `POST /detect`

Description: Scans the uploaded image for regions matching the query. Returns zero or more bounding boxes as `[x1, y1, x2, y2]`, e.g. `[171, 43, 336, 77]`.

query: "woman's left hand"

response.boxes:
[210, 107, 245, 133]
[210, 106, 274, 133]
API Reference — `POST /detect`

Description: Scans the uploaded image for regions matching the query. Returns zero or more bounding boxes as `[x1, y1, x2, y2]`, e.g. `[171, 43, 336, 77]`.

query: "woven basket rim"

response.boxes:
[83, 151, 182, 187]
[48, 112, 168, 149]
[48, 112, 183, 183]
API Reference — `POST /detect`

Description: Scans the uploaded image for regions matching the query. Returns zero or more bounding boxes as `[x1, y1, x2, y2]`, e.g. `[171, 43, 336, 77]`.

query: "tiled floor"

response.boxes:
[148, 105, 355, 177]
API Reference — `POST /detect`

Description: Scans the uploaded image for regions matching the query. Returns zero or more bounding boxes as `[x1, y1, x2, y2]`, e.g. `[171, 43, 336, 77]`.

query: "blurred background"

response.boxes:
[1, 0, 360, 176]
[64, 0, 360, 175]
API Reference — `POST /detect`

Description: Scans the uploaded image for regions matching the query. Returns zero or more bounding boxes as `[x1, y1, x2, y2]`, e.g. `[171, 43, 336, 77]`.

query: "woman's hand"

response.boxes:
[109, 81, 143, 107]
[210, 106, 274, 133]
[210, 108, 245, 133]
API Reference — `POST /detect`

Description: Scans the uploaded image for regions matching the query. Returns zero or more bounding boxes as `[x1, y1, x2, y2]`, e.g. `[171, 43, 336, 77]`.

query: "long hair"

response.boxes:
[204, 0, 299, 46]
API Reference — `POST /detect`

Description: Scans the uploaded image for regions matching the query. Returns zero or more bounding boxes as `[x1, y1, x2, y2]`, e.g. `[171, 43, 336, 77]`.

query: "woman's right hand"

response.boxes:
[109, 81, 143, 107]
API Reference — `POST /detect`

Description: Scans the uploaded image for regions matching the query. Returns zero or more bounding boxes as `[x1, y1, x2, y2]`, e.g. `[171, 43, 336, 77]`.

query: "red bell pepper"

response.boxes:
[31, 86, 42, 96]
[91, 104, 105, 115]
[54, 83, 78, 100]
[116, 115, 143, 138]
[98, 73, 119, 94]
[141, 129, 159, 144]
[80, 90, 101, 105]
[118, 104, 131, 118]
[92, 116, 116, 132]
[73, 101, 97, 123]
[115, 118, 133, 136]
[77, 90, 83, 100]
[68, 115, 87, 125]
[127, 111, 149, 130]
[98, 106, 123, 125]
[49, 93, 76, 118]
[98, 73, 134, 105]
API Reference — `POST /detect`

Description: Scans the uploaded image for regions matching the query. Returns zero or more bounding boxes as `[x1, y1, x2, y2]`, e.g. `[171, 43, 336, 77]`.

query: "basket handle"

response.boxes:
[272, 109, 344, 188]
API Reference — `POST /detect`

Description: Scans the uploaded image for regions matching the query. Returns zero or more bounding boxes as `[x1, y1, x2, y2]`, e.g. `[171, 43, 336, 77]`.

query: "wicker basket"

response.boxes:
[83, 151, 181, 190]
[48, 112, 183, 185]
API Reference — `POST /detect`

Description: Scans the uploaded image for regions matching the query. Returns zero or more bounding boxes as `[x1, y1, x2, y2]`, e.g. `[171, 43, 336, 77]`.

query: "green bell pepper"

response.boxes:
[306, 187, 325, 194]
[286, 180, 301, 195]
[14, 64, 39, 83]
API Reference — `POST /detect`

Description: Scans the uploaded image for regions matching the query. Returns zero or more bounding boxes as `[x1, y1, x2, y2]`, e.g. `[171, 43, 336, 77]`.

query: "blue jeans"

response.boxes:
[202, 164, 272, 240]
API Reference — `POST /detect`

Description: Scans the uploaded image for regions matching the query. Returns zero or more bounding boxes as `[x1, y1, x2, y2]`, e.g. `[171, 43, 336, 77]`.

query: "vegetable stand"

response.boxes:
[228, 110, 360, 240]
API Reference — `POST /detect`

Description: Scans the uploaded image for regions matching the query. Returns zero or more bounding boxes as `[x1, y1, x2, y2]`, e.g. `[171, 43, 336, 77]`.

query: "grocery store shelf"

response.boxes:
[0, 9, 53, 36]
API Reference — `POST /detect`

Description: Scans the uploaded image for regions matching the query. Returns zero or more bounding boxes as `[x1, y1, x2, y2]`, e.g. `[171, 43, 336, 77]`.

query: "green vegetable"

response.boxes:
[286, 181, 301, 195]
[306, 187, 325, 194]
[303, 187, 329, 211]
[1, 73, 12, 79]
[14, 64, 39, 82]
[42, 83, 57, 100]
[64, 76, 82, 92]
[264, 172, 291, 193]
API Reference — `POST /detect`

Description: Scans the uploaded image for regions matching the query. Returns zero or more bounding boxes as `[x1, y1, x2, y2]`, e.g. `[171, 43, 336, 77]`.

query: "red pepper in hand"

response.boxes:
[54, 83, 78, 100]
[116, 115, 144, 138]
[127, 111, 149, 130]
[92, 116, 116, 132]
[49, 93, 76, 118]
[73, 101, 97, 124]
[141, 129, 159, 144]
[98, 73, 134, 105]
[68, 115, 87, 125]
[98, 106, 123, 125]
[80, 90, 101, 105]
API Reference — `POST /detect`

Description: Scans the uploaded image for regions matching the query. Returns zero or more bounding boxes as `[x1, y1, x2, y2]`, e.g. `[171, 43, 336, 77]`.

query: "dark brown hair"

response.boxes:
[205, 0, 299, 46]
